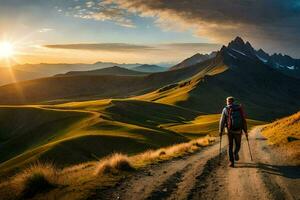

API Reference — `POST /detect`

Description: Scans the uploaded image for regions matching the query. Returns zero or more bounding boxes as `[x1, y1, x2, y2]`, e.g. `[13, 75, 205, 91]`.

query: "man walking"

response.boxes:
[219, 96, 248, 167]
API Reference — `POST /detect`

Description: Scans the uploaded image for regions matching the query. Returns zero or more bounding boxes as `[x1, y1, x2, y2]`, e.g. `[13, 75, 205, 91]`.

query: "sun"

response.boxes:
[0, 41, 15, 59]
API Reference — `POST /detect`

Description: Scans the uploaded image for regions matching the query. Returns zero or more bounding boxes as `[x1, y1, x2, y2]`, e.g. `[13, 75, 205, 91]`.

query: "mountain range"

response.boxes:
[0, 37, 299, 120]
[0, 62, 164, 86]
[256, 49, 300, 78]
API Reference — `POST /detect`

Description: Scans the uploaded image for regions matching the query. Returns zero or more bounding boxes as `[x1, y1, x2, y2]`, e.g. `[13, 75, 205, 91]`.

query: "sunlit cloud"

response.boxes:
[83, 0, 300, 56]
[69, 1, 136, 28]
[40, 42, 221, 64]
[44, 42, 220, 53]
[44, 43, 156, 52]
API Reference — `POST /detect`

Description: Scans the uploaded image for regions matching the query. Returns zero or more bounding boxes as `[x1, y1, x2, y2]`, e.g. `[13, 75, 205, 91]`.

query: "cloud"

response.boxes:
[44, 43, 156, 52]
[93, 0, 300, 56]
[69, 1, 136, 28]
[44, 42, 221, 53]
[43, 42, 221, 64]
[164, 43, 221, 49]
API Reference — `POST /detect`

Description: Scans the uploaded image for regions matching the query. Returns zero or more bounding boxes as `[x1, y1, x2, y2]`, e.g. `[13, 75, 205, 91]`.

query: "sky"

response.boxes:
[0, 0, 300, 65]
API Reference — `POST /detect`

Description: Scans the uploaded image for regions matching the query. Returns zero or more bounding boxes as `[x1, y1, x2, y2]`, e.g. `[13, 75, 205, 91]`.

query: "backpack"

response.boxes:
[226, 105, 244, 131]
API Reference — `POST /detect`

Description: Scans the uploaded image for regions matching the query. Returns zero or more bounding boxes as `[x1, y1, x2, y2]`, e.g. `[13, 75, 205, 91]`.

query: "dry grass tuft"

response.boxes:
[9, 162, 59, 198]
[132, 137, 214, 167]
[95, 153, 134, 175]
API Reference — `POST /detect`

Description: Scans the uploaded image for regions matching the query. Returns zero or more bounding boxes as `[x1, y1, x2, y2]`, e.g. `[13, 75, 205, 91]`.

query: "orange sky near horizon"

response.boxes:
[0, 41, 221, 66]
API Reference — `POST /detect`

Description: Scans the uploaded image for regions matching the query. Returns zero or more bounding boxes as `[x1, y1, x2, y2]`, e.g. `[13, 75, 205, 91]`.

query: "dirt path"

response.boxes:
[94, 127, 300, 200]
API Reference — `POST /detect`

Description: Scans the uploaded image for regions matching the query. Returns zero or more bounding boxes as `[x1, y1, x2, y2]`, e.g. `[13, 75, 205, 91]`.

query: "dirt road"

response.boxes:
[94, 127, 300, 200]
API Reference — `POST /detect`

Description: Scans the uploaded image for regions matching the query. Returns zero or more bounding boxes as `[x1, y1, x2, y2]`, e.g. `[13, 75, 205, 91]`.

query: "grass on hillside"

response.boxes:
[162, 114, 264, 139]
[0, 99, 208, 178]
[262, 111, 300, 163]
[0, 137, 214, 200]
[262, 111, 300, 144]
[0, 106, 92, 163]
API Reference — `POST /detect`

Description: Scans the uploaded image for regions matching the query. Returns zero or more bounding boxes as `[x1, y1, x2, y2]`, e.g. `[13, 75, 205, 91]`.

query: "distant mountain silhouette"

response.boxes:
[55, 66, 148, 77]
[0, 59, 209, 105]
[0, 68, 45, 86]
[132, 64, 166, 73]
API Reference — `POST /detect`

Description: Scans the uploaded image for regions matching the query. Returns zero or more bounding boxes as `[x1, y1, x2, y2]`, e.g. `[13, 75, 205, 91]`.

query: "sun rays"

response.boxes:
[0, 40, 19, 68]
[0, 41, 14, 59]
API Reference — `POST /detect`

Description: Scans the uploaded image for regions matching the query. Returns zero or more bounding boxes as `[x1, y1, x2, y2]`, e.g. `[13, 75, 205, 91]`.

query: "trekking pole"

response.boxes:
[246, 135, 253, 161]
[219, 133, 222, 165]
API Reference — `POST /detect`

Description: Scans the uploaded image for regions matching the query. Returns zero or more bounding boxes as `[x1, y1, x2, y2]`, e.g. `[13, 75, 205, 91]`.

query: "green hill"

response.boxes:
[0, 106, 92, 167]
[0, 99, 221, 178]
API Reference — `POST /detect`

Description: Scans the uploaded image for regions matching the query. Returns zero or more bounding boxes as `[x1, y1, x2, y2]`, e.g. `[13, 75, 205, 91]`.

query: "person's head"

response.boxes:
[226, 96, 234, 105]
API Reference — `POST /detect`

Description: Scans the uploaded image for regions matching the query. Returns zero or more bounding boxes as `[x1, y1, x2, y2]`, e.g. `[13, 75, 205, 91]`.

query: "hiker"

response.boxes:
[219, 96, 248, 167]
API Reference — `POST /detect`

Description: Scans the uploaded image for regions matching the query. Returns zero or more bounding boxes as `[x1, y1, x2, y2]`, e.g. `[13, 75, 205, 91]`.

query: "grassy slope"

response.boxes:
[262, 111, 300, 162]
[137, 50, 300, 121]
[161, 114, 263, 139]
[0, 99, 219, 178]
[0, 106, 92, 163]
[262, 111, 300, 144]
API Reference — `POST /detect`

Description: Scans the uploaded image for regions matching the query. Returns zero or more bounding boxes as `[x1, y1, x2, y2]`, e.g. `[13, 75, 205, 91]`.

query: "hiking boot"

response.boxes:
[234, 153, 239, 161]
[229, 162, 234, 168]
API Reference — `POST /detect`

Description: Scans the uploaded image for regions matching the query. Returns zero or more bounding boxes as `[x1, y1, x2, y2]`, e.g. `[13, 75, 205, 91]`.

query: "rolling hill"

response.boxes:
[0, 99, 207, 177]
[55, 66, 148, 77]
[0, 62, 148, 86]
[0, 58, 216, 104]
[14, 62, 143, 77]
[0, 106, 92, 164]
[0, 97, 264, 179]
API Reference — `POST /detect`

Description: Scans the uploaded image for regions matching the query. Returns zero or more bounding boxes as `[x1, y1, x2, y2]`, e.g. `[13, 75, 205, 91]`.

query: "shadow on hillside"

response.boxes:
[235, 162, 300, 179]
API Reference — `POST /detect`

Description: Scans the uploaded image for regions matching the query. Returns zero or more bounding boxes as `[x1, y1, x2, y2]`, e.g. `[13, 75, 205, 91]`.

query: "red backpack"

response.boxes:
[226, 104, 245, 131]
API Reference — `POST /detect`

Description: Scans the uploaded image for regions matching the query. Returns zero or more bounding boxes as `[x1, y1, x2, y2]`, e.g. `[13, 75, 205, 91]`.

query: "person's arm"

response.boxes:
[219, 108, 227, 136]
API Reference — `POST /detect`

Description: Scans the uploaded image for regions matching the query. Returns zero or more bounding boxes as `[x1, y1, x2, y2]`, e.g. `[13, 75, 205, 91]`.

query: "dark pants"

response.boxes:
[227, 132, 242, 163]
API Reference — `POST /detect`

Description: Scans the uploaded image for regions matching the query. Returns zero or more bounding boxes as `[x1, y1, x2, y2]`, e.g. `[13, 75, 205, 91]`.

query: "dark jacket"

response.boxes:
[219, 103, 247, 134]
